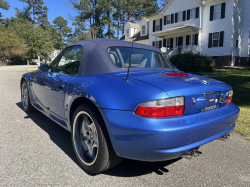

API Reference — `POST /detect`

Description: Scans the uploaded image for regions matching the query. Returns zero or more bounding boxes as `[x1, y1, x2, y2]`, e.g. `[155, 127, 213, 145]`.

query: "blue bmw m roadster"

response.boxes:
[20, 39, 240, 173]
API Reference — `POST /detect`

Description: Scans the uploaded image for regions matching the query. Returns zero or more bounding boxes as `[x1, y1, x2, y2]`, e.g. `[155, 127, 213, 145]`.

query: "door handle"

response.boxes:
[56, 83, 65, 89]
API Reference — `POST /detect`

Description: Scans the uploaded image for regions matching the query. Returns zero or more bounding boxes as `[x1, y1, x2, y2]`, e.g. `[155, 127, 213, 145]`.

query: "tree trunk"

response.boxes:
[117, 16, 120, 39]
[33, 6, 35, 26]
[2, 57, 7, 66]
[107, 11, 110, 39]
[122, 9, 125, 35]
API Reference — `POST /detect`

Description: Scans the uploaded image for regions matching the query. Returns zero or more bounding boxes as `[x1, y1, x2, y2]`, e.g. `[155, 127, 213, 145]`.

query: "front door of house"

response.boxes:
[176, 37, 183, 46]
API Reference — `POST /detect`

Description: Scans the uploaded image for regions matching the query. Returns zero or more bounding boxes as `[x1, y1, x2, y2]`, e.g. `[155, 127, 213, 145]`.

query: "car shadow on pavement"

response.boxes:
[16, 102, 181, 177]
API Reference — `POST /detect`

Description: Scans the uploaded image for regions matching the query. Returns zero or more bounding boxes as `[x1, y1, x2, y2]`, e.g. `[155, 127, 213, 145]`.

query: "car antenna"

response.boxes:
[125, 36, 134, 82]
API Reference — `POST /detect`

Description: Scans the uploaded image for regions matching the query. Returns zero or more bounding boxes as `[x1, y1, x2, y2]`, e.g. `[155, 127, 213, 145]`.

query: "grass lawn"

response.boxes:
[196, 68, 250, 140]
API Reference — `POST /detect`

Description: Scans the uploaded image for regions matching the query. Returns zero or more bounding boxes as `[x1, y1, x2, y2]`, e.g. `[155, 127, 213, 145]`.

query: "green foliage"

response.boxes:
[0, 0, 10, 22]
[0, 0, 9, 10]
[6, 17, 53, 60]
[19, 0, 48, 26]
[67, 0, 159, 39]
[169, 52, 215, 72]
[53, 16, 72, 50]
[160, 0, 170, 8]
[14, 7, 32, 22]
[0, 27, 27, 65]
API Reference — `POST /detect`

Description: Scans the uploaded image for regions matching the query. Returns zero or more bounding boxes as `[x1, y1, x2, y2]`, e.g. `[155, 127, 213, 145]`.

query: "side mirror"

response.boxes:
[39, 64, 51, 73]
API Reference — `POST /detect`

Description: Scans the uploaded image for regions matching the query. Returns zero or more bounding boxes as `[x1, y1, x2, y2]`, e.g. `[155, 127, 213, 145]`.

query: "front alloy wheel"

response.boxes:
[21, 81, 35, 112]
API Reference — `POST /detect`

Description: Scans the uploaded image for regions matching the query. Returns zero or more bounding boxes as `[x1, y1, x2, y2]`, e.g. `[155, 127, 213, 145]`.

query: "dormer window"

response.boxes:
[155, 20, 160, 31]
[126, 29, 129, 38]
[142, 25, 146, 35]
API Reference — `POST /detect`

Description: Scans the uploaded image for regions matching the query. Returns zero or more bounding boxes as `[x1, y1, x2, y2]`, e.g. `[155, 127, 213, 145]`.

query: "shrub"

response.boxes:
[169, 52, 215, 72]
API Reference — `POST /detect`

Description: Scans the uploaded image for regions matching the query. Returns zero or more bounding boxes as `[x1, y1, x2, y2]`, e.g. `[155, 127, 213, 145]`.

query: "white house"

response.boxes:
[121, 0, 250, 66]
[120, 19, 149, 45]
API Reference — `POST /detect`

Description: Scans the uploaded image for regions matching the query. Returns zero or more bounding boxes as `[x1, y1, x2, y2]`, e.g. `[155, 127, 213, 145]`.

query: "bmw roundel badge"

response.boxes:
[200, 79, 209, 85]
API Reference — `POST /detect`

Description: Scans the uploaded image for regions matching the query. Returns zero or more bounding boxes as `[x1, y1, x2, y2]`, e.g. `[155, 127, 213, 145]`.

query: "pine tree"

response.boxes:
[52, 16, 72, 50]
[160, 0, 170, 8]
[0, 0, 10, 22]
[19, 0, 48, 26]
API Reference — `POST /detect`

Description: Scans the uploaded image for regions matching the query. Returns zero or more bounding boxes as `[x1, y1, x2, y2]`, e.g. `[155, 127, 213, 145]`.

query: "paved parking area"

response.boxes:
[0, 66, 250, 186]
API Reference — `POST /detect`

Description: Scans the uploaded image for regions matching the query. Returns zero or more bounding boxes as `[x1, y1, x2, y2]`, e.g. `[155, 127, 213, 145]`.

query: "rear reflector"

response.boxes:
[226, 90, 233, 106]
[135, 97, 184, 118]
[166, 73, 189, 77]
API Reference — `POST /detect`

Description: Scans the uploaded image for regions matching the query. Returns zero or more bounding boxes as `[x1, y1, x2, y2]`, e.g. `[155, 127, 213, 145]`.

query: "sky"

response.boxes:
[2, 0, 163, 38]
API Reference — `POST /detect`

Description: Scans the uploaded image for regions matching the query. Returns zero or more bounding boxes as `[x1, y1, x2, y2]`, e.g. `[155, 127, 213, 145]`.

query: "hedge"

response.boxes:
[169, 52, 215, 72]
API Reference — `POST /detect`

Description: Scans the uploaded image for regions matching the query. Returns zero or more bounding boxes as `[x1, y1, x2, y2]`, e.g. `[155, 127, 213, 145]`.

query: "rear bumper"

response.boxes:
[100, 103, 240, 161]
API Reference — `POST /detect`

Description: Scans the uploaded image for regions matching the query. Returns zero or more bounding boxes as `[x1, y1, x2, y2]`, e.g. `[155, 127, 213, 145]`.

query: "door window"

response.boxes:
[49, 50, 64, 72]
[56, 46, 83, 75]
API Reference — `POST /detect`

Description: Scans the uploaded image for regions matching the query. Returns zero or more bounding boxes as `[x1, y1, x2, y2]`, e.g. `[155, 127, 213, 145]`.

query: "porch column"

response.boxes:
[155, 36, 156, 46]
[176, 33, 178, 48]
[190, 30, 193, 51]
[166, 35, 168, 49]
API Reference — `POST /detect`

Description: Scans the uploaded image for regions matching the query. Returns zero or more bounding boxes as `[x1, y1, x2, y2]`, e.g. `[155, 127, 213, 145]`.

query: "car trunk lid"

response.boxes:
[111, 69, 232, 114]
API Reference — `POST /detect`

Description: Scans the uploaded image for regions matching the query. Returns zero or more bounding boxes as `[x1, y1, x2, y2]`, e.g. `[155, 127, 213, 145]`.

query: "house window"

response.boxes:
[166, 15, 171, 24]
[178, 12, 182, 22]
[126, 29, 129, 38]
[189, 35, 195, 45]
[142, 25, 146, 35]
[214, 4, 221, 20]
[190, 8, 196, 19]
[212, 32, 220, 47]
[155, 19, 160, 31]
[166, 38, 171, 49]
[155, 41, 159, 48]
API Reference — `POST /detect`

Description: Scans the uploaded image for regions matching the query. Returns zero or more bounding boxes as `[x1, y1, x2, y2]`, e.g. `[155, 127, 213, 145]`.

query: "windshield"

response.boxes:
[108, 47, 175, 69]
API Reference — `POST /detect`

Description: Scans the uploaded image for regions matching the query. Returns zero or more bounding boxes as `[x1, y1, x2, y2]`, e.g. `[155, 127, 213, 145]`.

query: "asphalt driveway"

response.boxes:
[0, 66, 250, 186]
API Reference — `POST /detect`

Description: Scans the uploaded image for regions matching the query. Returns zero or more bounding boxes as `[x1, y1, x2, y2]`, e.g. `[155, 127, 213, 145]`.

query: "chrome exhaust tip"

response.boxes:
[217, 133, 230, 141]
[182, 148, 200, 160]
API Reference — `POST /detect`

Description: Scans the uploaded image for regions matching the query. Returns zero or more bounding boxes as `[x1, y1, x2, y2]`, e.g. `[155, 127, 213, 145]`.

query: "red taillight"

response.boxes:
[226, 90, 233, 106]
[135, 97, 184, 118]
[166, 73, 189, 77]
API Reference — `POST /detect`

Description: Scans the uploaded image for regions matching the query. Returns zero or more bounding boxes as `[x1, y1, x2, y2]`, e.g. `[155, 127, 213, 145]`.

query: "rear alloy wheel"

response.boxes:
[72, 104, 122, 174]
[21, 81, 35, 112]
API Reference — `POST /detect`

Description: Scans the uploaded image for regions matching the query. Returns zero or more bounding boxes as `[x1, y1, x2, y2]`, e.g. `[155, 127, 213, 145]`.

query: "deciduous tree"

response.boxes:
[0, 26, 27, 66]
[6, 17, 53, 60]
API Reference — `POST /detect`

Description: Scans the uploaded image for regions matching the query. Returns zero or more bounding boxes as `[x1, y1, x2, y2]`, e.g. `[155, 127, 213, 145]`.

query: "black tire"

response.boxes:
[71, 104, 122, 174]
[21, 81, 35, 112]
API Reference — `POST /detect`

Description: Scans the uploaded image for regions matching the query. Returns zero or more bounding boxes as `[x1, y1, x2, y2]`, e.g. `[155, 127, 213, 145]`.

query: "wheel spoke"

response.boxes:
[84, 139, 93, 155]
[81, 120, 89, 137]
[88, 122, 95, 131]
[92, 140, 98, 148]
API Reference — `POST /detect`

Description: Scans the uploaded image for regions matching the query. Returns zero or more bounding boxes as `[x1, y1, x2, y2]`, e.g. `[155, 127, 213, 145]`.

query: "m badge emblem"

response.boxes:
[200, 80, 209, 85]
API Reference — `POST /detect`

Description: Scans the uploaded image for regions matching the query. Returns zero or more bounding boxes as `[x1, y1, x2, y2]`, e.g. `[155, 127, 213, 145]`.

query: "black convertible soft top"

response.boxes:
[68, 38, 162, 76]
